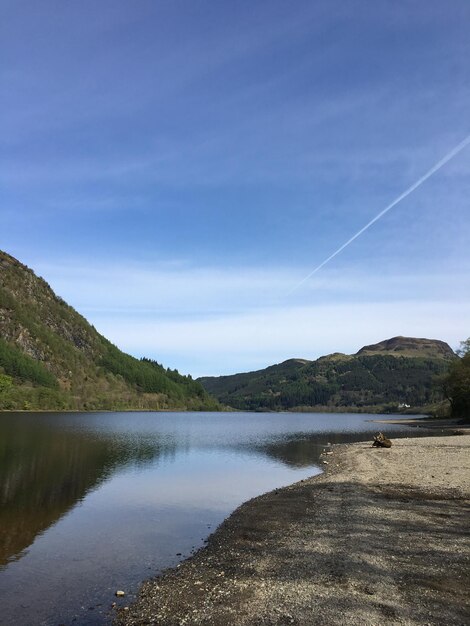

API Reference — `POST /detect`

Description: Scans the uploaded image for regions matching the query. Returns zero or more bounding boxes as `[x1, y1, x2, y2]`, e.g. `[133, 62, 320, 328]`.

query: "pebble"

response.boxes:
[115, 590, 125, 597]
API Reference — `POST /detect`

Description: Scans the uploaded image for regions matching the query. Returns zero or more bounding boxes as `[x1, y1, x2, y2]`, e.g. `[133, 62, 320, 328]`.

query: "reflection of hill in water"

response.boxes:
[0, 418, 176, 567]
[255, 436, 324, 467]
[254, 429, 424, 468]
[251, 433, 347, 468]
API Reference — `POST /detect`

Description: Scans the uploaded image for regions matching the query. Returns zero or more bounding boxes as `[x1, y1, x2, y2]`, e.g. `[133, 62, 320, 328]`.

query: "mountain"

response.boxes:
[198, 337, 456, 413]
[0, 250, 219, 411]
[356, 336, 455, 359]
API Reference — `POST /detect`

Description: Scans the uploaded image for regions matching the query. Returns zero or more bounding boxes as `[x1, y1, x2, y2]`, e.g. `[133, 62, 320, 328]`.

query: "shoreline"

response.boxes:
[0, 408, 450, 415]
[116, 434, 470, 626]
[370, 416, 470, 432]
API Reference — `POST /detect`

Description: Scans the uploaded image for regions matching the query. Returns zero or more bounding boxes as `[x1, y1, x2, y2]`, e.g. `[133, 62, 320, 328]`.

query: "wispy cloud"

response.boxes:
[32, 258, 469, 313]
[95, 300, 470, 377]
[28, 258, 470, 376]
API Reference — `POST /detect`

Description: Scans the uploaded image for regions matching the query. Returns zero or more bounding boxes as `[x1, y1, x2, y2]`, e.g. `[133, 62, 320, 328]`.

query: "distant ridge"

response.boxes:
[0, 249, 219, 411]
[356, 336, 455, 359]
[199, 337, 455, 413]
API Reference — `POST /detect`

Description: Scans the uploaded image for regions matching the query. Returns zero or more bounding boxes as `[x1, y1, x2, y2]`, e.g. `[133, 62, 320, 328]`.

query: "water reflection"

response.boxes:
[0, 415, 176, 567]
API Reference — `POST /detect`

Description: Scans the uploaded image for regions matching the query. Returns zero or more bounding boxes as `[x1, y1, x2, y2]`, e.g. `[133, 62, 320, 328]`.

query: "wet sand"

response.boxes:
[116, 435, 470, 625]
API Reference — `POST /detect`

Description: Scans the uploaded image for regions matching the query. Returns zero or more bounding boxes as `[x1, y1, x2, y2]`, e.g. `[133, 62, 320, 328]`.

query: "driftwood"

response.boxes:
[372, 432, 392, 448]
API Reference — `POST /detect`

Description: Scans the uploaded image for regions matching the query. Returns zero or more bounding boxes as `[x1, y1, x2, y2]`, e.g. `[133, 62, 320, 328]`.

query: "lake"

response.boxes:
[0, 411, 429, 625]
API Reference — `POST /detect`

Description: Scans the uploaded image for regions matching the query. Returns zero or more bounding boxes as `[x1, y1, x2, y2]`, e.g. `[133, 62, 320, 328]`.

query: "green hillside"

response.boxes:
[198, 337, 456, 413]
[0, 250, 219, 411]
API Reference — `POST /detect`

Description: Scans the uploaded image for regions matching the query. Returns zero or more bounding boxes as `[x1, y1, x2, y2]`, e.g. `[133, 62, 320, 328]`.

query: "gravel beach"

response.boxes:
[116, 435, 470, 626]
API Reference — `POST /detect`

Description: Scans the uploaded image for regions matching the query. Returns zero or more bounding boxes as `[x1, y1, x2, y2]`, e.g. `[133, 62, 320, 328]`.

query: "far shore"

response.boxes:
[116, 433, 470, 626]
[0, 407, 453, 416]
[370, 415, 470, 432]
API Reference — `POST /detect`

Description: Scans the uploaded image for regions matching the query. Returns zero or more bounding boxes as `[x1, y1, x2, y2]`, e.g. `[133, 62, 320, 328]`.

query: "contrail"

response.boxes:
[288, 133, 470, 294]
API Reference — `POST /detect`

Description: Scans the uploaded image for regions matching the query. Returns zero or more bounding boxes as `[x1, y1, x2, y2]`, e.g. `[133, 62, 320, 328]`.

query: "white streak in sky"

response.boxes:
[289, 134, 470, 294]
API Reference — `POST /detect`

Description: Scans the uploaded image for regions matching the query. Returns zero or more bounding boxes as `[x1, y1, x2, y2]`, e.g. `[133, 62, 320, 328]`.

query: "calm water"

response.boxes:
[0, 411, 430, 625]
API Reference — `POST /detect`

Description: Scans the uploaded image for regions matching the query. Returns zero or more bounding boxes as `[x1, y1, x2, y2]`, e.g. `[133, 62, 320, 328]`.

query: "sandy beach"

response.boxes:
[116, 434, 470, 626]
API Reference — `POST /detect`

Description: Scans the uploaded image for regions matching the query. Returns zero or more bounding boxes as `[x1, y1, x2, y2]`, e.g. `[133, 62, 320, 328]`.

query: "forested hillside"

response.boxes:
[199, 338, 456, 412]
[443, 339, 470, 419]
[0, 250, 219, 411]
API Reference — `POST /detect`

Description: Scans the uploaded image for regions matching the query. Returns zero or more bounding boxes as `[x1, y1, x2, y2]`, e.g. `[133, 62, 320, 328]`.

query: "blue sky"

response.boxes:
[2, 0, 469, 376]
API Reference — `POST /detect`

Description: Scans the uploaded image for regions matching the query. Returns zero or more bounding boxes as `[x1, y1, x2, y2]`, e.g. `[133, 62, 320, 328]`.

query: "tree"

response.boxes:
[0, 373, 13, 392]
[456, 338, 470, 357]
[443, 338, 470, 419]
